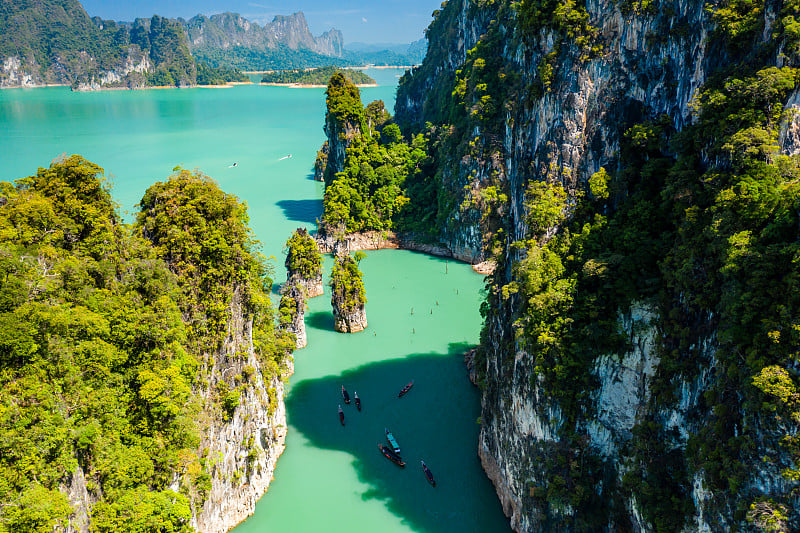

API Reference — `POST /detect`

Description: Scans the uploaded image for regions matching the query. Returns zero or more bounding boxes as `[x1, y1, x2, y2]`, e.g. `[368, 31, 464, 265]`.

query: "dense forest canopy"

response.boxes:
[261, 66, 375, 85]
[317, 0, 800, 529]
[320, 73, 432, 235]
[0, 156, 291, 532]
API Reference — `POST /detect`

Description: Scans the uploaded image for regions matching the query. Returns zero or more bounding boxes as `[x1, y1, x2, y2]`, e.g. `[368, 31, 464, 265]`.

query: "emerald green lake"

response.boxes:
[0, 69, 510, 532]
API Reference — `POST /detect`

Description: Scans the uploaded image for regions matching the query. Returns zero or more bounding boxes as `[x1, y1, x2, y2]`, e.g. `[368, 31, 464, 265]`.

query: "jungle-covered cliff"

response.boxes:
[0, 0, 246, 89]
[0, 156, 294, 532]
[387, 0, 800, 531]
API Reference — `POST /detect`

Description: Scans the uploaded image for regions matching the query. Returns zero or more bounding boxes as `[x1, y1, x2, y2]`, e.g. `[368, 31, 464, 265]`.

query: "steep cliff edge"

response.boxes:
[0, 158, 293, 532]
[330, 253, 368, 333]
[398, 0, 800, 531]
[182, 11, 342, 56]
[0, 3, 243, 90]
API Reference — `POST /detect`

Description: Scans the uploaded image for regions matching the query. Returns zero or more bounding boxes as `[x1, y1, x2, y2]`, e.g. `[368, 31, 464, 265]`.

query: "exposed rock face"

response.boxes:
[315, 229, 480, 264]
[280, 282, 308, 349]
[183, 13, 270, 50]
[73, 50, 152, 91]
[194, 286, 292, 533]
[0, 6, 196, 90]
[321, 107, 361, 186]
[313, 141, 329, 182]
[284, 227, 324, 298]
[332, 302, 368, 333]
[1, 56, 41, 87]
[330, 254, 367, 334]
[397, 0, 799, 531]
[182, 11, 344, 58]
[62, 465, 93, 533]
[299, 275, 323, 299]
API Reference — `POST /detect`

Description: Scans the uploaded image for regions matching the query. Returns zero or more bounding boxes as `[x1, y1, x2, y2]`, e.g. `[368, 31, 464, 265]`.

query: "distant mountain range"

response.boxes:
[0, 0, 426, 89]
[179, 12, 426, 71]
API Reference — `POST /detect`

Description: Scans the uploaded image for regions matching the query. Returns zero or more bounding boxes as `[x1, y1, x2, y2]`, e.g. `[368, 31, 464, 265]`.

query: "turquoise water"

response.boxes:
[0, 68, 510, 532]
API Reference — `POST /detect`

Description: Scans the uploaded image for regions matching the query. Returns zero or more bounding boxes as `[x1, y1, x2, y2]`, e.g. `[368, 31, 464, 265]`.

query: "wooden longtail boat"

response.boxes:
[385, 428, 401, 454]
[378, 444, 405, 467]
[398, 381, 414, 398]
[421, 460, 436, 487]
[341, 385, 351, 404]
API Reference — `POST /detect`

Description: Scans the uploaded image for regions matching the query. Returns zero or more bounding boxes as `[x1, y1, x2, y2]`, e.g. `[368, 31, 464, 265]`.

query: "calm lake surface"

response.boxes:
[0, 68, 510, 532]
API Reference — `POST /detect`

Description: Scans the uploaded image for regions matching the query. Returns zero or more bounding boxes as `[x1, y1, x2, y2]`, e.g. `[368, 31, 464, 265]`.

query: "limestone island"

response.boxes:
[261, 66, 377, 88]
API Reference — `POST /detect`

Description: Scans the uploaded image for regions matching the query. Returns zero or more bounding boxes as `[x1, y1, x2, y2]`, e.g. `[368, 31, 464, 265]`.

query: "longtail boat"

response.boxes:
[398, 380, 414, 398]
[341, 385, 350, 404]
[378, 444, 405, 467]
[338, 405, 345, 426]
[421, 460, 436, 487]
[354, 391, 361, 411]
[385, 428, 401, 454]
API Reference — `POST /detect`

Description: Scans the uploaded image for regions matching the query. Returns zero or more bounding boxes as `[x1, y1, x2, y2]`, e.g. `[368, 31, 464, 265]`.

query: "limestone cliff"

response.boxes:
[194, 287, 292, 533]
[279, 282, 308, 350]
[398, 0, 800, 531]
[58, 286, 292, 533]
[330, 254, 368, 333]
[0, 3, 195, 89]
[284, 227, 324, 298]
[181, 11, 344, 59]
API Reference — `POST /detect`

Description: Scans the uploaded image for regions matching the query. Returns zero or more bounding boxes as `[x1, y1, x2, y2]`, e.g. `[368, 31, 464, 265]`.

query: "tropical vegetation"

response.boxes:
[0, 156, 291, 532]
[261, 66, 375, 86]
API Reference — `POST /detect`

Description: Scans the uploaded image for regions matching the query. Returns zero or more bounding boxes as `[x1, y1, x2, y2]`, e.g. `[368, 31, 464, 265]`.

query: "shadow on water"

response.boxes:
[287, 344, 511, 532]
[305, 311, 335, 332]
[305, 172, 317, 182]
[276, 199, 323, 224]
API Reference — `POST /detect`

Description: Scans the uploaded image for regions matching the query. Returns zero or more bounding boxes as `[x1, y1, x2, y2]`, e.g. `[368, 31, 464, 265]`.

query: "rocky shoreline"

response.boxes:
[314, 230, 495, 275]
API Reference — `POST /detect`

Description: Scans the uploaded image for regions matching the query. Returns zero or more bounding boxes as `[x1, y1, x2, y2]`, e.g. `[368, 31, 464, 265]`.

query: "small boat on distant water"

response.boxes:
[385, 428, 401, 454]
[421, 460, 436, 487]
[342, 385, 351, 404]
[338, 405, 345, 426]
[354, 391, 361, 411]
[378, 444, 405, 467]
[398, 381, 414, 397]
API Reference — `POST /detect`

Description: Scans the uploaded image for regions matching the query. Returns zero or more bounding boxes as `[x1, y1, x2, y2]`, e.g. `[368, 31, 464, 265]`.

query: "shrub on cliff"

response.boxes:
[329, 252, 367, 314]
[285, 227, 322, 281]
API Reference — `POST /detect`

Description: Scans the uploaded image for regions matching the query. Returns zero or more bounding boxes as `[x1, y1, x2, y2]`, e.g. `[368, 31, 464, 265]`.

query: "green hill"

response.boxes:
[261, 66, 375, 85]
[0, 0, 246, 89]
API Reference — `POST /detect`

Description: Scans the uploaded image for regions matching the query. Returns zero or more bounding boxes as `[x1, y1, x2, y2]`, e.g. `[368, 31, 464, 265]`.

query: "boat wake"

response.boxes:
[278, 154, 292, 161]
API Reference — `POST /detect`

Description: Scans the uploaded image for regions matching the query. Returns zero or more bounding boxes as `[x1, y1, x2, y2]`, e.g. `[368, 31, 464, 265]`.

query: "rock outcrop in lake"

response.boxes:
[329, 253, 367, 333]
[285, 228, 324, 298]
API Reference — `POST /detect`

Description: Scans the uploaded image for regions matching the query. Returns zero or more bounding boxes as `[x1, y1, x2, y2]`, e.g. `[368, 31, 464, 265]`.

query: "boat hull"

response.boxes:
[378, 444, 405, 467]
[398, 381, 414, 397]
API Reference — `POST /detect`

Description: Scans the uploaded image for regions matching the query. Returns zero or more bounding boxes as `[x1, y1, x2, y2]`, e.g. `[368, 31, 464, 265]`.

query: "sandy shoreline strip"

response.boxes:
[1, 83, 68, 90]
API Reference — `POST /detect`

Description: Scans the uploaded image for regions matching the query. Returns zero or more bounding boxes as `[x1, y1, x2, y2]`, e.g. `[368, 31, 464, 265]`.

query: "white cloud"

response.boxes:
[362, 17, 368, 23]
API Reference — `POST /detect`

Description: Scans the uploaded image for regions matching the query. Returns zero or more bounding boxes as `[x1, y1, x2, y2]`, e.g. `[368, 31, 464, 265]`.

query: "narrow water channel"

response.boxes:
[0, 69, 511, 532]
[234, 251, 510, 532]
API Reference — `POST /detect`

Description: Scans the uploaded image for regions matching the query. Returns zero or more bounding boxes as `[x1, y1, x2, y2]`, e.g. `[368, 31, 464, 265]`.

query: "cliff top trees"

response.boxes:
[0, 156, 292, 532]
[326, 72, 365, 126]
[137, 167, 270, 343]
[320, 74, 426, 234]
[285, 227, 322, 281]
[329, 252, 367, 333]
[330, 252, 367, 312]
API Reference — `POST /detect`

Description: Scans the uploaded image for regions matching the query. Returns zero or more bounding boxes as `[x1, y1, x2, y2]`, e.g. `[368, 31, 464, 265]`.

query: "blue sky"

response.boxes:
[79, 0, 443, 44]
